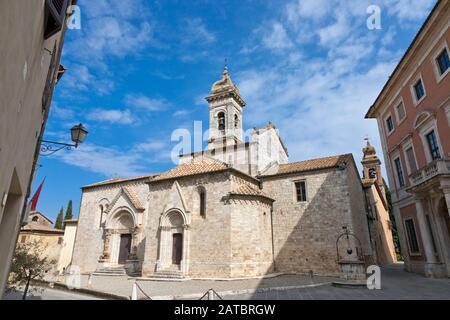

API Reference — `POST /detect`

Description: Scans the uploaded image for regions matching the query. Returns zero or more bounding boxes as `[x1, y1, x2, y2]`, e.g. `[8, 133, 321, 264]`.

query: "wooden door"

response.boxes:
[118, 234, 132, 264]
[172, 233, 183, 265]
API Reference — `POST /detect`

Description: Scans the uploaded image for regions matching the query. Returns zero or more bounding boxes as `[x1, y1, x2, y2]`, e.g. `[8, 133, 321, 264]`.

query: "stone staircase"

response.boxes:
[94, 266, 127, 276]
[146, 269, 185, 280]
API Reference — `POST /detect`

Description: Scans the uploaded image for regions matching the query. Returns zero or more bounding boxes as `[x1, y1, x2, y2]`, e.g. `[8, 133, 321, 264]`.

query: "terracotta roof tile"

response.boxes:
[263, 154, 353, 177]
[229, 184, 274, 201]
[123, 187, 145, 211]
[21, 223, 64, 234]
[152, 159, 230, 182]
[83, 174, 157, 189]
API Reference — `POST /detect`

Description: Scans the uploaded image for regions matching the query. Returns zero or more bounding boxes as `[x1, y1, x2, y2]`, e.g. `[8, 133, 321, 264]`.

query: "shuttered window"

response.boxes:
[44, 0, 69, 39]
[404, 219, 420, 254]
[295, 181, 307, 202]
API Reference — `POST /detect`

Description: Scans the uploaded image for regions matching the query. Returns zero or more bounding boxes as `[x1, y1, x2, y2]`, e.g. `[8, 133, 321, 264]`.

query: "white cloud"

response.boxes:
[263, 22, 294, 50]
[125, 94, 169, 111]
[386, 0, 435, 21]
[87, 108, 135, 125]
[181, 18, 216, 45]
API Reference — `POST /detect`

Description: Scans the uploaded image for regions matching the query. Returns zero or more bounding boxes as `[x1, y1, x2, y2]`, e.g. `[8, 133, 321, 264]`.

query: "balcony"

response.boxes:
[408, 158, 450, 190]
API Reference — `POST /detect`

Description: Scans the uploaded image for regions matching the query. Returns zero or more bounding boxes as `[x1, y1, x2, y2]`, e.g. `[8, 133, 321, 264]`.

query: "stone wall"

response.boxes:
[262, 167, 363, 276]
[71, 180, 149, 273]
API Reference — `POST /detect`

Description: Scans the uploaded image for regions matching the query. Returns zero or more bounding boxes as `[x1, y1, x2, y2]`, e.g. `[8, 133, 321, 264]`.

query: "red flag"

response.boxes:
[30, 178, 46, 211]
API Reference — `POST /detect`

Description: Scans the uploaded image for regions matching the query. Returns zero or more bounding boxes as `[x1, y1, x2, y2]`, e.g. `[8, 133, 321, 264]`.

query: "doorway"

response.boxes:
[172, 233, 183, 265]
[118, 234, 132, 264]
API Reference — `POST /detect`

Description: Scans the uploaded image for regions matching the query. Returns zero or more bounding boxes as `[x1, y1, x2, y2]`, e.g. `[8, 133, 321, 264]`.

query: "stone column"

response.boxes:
[443, 188, 450, 219]
[181, 224, 190, 275]
[100, 229, 112, 260]
[414, 198, 438, 276]
[129, 228, 139, 260]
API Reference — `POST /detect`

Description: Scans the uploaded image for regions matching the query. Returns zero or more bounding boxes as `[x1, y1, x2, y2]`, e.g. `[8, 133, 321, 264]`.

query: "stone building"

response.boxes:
[0, 0, 77, 297]
[18, 211, 65, 264]
[366, 0, 450, 278]
[71, 67, 394, 279]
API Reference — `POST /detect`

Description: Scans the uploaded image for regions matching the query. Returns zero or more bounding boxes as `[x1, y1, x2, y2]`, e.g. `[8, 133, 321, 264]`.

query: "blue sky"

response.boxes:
[34, 0, 437, 222]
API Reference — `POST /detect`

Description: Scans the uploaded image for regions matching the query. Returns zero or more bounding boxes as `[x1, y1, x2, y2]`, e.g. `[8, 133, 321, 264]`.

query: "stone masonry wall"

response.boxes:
[262, 169, 355, 276]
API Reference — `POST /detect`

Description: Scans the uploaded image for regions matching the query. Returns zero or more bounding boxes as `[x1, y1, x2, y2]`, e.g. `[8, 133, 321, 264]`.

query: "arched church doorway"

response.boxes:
[103, 209, 136, 265]
[157, 209, 189, 273]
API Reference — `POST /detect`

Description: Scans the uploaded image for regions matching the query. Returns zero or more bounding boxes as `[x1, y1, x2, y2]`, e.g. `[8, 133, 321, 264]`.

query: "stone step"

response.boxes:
[146, 270, 185, 279]
[94, 267, 127, 276]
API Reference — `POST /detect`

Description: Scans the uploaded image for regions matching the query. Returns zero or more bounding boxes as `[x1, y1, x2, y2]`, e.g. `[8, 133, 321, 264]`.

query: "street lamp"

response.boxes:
[40, 123, 88, 156]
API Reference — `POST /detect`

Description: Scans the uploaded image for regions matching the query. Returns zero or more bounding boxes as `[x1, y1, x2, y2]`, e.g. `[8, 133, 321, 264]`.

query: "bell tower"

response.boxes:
[205, 66, 246, 150]
[362, 139, 384, 194]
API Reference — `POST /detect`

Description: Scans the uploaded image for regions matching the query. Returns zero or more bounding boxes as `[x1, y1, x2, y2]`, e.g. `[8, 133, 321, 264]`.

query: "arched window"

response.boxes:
[32, 216, 39, 222]
[234, 114, 239, 129]
[369, 168, 377, 179]
[99, 205, 104, 229]
[199, 187, 206, 218]
[218, 112, 225, 131]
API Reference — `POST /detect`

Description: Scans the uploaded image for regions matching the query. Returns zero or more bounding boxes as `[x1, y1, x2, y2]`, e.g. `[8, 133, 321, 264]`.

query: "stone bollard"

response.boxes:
[131, 281, 138, 300]
[87, 273, 93, 288]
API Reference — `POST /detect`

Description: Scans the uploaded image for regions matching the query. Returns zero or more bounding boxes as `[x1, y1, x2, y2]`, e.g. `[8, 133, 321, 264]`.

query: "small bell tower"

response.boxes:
[362, 139, 385, 194]
[205, 66, 246, 150]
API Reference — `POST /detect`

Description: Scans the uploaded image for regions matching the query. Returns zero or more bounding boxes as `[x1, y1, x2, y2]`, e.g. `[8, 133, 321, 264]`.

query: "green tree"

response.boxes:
[54, 207, 64, 230]
[64, 200, 73, 221]
[64, 200, 73, 228]
[8, 240, 56, 300]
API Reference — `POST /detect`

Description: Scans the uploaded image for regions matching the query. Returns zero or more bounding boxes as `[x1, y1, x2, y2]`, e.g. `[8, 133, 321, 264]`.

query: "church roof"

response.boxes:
[151, 159, 231, 182]
[229, 184, 274, 202]
[82, 174, 158, 189]
[261, 154, 354, 177]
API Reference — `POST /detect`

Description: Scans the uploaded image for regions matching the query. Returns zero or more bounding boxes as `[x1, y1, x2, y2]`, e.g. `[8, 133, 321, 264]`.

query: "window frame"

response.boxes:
[432, 41, 450, 83]
[293, 180, 307, 203]
[404, 218, 421, 256]
[394, 98, 407, 125]
[393, 156, 406, 188]
[426, 130, 441, 161]
[384, 113, 395, 136]
[402, 139, 419, 176]
[410, 74, 427, 106]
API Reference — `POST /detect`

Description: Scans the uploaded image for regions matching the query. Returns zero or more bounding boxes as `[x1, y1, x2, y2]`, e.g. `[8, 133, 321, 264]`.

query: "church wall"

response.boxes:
[71, 181, 149, 274]
[261, 169, 355, 276]
[228, 197, 274, 277]
[345, 162, 374, 263]
[141, 173, 234, 278]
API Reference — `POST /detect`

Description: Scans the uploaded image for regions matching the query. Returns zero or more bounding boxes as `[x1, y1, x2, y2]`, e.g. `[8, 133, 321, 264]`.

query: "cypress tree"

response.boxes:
[55, 208, 64, 230]
[64, 200, 73, 221]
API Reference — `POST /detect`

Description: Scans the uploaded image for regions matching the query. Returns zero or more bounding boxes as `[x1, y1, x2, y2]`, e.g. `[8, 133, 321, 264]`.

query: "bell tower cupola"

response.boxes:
[206, 66, 246, 150]
[362, 139, 385, 194]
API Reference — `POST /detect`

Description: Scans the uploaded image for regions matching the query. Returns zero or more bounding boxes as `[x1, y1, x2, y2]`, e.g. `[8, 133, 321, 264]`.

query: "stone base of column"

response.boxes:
[424, 262, 447, 278]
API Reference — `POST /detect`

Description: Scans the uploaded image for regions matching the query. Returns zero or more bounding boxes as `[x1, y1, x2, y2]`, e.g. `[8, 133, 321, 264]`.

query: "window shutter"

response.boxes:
[44, 0, 70, 39]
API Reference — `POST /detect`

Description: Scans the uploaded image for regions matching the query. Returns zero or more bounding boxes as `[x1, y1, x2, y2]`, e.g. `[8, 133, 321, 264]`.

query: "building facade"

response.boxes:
[0, 0, 76, 297]
[366, 0, 450, 277]
[18, 212, 65, 265]
[70, 67, 394, 279]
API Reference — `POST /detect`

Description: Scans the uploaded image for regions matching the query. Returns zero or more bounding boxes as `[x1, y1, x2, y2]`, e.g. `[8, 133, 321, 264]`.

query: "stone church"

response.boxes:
[71, 67, 396, 278]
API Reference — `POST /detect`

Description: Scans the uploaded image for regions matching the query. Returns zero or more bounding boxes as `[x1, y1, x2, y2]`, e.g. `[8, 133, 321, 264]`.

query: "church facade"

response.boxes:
[71, 68, 395, 278]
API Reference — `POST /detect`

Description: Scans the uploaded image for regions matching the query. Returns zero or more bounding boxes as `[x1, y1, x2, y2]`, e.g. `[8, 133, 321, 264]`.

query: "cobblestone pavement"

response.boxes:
[224, 264, 450, 300]
[66, 273, 336, 299]
[52, 263, 450, 300]
[4, 286, 102, 300]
